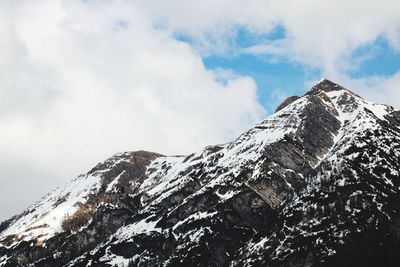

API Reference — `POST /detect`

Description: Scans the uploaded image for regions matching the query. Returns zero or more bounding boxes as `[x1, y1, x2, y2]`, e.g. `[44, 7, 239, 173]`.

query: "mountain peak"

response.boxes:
[306, 78, 346, 95]
[305, 78, 362, 98]
[275, 79, 358, 113]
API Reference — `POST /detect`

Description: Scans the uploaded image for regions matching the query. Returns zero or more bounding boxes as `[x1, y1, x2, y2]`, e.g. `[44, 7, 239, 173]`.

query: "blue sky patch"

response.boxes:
[349, 37, 400, 79]
[174, 26, 399, 113]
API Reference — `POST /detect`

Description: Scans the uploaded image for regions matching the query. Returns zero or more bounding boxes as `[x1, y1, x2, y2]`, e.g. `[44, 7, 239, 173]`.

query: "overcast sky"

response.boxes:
[1, 0, 400, 221]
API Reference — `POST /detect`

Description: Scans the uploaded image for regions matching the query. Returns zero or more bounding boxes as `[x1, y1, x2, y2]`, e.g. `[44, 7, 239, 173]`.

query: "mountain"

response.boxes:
[1, 79, 400, 267]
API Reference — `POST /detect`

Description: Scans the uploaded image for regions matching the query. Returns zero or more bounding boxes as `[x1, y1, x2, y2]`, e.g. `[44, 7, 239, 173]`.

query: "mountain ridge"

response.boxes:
[1, 79, 400, 266]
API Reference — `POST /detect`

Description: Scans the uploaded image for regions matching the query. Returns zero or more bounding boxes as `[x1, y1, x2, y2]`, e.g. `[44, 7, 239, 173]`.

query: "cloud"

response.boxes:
[239, 39, 289, 57]
[138, 0, 400, 74]
[0, 0, 265, 220]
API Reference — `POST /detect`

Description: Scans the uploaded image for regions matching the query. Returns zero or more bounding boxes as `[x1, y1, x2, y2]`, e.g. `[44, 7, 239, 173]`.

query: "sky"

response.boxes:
[0, 0, 400, 221]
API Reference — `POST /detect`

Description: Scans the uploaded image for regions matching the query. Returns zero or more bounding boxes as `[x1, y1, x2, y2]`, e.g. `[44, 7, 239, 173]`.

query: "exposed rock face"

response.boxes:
[1, 79, 400, 266]
[275, 95, 300, 112]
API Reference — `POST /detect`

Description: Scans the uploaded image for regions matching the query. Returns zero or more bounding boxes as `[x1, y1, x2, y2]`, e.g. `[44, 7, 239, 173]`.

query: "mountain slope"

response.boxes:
[1, 79, 400, 266]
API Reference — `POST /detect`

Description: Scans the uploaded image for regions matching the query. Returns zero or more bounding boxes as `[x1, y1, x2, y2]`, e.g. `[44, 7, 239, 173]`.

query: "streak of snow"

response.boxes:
[114, 217, 162, 243]
[0, 255, 10, 267]
[99, 247, 130, 267]
[106, 170, 126, 192]
[215, 189, 237, 200]
[173, 211, 217, 230]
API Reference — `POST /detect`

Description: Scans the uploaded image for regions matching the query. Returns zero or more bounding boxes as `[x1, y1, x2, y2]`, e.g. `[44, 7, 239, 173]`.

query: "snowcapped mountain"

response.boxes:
[1, 79, 400, 266]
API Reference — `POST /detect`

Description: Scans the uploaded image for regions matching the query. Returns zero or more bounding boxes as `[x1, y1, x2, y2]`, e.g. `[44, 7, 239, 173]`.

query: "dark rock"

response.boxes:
[275, 95, 300, 112]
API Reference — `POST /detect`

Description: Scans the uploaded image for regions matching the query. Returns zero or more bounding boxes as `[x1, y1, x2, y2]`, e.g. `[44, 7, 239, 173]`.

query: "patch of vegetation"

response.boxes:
[61, 204, 95, 232]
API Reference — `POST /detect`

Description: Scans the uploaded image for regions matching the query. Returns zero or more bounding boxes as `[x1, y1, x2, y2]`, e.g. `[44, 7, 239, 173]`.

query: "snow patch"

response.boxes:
[0, 173, 102, 243]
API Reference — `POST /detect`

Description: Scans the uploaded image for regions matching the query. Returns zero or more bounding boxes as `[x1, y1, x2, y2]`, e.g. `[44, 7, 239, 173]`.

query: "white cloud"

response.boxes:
[0, 0, 265, 220]
[239, 39, 289, 57]
[138, 0, 400, 74]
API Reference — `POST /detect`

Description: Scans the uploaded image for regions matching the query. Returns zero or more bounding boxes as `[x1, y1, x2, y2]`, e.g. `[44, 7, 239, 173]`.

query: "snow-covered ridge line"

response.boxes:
[0, 173, 102, 243]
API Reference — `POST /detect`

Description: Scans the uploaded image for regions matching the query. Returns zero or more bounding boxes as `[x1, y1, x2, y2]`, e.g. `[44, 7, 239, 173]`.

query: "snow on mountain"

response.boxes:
[1, 79, 399, 266]
[0, 173, 101, 243]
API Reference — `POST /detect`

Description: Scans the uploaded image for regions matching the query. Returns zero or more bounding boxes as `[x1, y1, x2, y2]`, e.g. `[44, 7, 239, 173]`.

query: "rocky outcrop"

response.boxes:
[275, 95, 300, 112]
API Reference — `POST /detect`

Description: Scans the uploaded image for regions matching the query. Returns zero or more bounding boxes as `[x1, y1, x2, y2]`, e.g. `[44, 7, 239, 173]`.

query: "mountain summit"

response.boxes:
[1, 80, 400, 266]
[307, 78, 347, 94]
